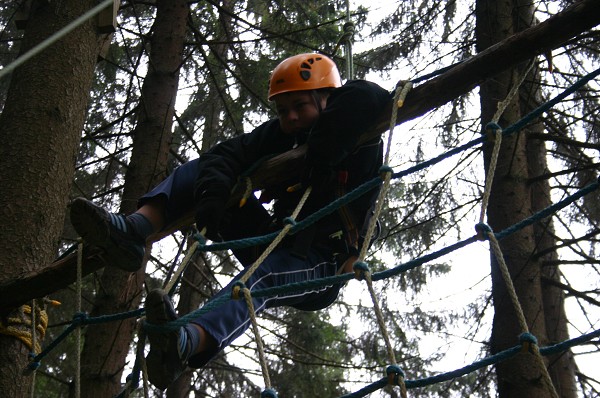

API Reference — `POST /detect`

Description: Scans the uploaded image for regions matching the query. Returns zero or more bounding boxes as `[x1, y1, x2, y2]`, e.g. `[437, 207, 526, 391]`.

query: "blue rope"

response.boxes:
[151, 170, 599, 330]
[342, 327, 600, 397]
[31, 66, 600, 396]
[29, 309, 144, 365]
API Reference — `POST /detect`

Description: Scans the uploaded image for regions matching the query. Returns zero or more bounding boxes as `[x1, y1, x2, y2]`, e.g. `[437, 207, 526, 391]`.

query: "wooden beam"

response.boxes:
[1, 0, 599, 310]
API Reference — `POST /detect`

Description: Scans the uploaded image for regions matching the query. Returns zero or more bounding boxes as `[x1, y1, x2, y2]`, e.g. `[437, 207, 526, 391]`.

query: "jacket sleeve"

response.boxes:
[306, 80, 392, 169]
[193, 119, 286, 201]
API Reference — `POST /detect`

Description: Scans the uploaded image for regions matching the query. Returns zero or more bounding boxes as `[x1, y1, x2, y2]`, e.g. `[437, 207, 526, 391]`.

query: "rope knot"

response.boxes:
[386, 364, 405, 386]
[343, 21, 355, 36]
[353, 261, 370, 280]
[282, 217, 297, 227]
[231, 281, 247, 300]
[261, 388, 278, 398]
[519, 332, 539, 353]
[475, 222, 492, 241]
[484, 122, 502, 142]
[379, 165, 393, 179]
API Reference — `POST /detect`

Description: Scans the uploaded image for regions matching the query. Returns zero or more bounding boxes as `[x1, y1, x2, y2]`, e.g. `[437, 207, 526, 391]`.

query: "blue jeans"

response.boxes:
[141, 159, 344, 368]
[187, 246, 342, 368]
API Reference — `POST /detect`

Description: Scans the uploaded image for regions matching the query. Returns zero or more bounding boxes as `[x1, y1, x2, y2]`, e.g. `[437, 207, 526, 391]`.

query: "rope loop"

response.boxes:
[353, 261, 370, 280]
[231, 281, 247, 300]
[379, 165, 394, 178]
[261, 388, 278, 398]
[485, 122, 502, 132]
[386, 365, 408, 398]
[519, 332, 539, 353]
[282, 217, 297, 227]
[484, 122, 502, 143]
[386, 364, 405, 384]
[343, 21, 355, 39]
[475, 222, 492, 241]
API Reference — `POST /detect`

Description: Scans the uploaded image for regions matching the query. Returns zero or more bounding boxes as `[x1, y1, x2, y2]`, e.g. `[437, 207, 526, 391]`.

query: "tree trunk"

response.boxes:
[476, 0, 553, 397]
[523, 72, 579, 398]
[78, 1, 189, 396]
[0, 1, 101, 396]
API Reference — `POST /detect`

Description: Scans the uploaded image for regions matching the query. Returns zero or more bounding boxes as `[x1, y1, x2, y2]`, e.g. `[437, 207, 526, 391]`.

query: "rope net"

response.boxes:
[21, 66, 600, 397]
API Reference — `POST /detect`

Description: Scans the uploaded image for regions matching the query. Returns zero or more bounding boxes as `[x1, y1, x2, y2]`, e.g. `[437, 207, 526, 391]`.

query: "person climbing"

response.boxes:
[70, 52, 391, 390]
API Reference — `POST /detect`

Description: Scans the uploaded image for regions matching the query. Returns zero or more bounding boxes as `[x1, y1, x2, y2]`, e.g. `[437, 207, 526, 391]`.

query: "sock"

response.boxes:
[125, 213, 155, 241]
[179, 324, 201, 361]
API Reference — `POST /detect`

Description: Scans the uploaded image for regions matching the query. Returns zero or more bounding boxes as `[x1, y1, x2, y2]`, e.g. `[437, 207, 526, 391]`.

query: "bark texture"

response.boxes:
[78, 0, 190, 396]
[0, 1, 100, 396]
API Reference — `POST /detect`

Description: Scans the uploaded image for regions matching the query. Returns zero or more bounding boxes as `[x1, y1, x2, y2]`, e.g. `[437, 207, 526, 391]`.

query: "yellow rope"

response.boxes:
[0, 304, 48, 355]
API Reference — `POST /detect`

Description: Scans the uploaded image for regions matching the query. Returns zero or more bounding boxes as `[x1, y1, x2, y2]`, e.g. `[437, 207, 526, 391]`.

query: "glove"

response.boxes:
[195, 196, 227, 238]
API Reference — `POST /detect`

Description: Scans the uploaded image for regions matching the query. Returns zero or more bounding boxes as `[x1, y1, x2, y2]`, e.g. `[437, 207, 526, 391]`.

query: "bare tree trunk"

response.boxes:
[0, 1, 100, 396]
[78, 1, 189, 396]
[523, 75, 579, 398]
[477, 0, 553, 397]
[528, 120, 579, 398]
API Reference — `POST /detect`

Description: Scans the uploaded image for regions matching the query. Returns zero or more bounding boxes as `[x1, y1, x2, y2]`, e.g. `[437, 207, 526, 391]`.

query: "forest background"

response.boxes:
[0, 0, 599, 397]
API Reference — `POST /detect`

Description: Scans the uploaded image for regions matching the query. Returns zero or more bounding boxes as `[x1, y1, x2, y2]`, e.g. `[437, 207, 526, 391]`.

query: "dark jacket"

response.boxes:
[194, 80, 391, 252]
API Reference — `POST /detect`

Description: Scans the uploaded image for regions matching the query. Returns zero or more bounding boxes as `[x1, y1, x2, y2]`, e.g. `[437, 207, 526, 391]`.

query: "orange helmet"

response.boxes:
[268, 53, 342, 100]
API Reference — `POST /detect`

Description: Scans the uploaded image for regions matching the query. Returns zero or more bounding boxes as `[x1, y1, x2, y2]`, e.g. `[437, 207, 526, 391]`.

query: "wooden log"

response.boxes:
[1, 0, 599, 310]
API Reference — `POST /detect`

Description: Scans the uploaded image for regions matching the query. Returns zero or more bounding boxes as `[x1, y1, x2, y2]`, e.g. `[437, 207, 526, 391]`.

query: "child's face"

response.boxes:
[274, 91, 326, 135]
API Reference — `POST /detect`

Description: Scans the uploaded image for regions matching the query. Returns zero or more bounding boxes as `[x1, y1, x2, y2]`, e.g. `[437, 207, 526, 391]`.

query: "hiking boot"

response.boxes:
[70, 197, 145, 272]
[145, 289, 192, 390]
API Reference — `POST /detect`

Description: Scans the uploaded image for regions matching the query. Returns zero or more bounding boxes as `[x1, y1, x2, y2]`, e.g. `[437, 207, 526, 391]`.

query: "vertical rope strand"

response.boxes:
[352, 83, 412, 396]
[229, 186, 311, 393]
[477, 59, 558, 398]
[242, 288, 272, 389]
